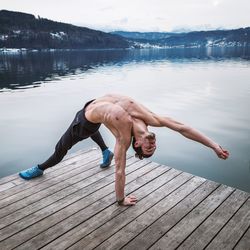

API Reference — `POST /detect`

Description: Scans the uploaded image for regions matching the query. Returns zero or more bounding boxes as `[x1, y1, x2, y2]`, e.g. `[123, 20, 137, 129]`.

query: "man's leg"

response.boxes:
[90, 131, 108, 151]
[19, 114, 83, 179]
[38, 128, 82, 170]
[90, 131, 114, 168]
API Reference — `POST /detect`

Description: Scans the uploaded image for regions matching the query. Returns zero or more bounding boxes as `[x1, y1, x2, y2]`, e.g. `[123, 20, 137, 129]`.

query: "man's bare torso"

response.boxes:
[85, 94, 153, 139]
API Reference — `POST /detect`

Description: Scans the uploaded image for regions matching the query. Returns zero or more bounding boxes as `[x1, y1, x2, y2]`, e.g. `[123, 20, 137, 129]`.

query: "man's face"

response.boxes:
[140, 132, 157, 156]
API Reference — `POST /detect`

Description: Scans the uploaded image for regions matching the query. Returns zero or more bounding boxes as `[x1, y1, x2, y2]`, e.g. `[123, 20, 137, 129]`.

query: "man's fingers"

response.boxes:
[220, 153, 229, 160]
[128, 195, 137, 203]
[129, 198, 137, 202]
[128, 195, 137, 199]
[223, 149, 229, 155]
[121, 195, 138, 206]
[129, 200, 137, 205]
[217, 145, 229, 160]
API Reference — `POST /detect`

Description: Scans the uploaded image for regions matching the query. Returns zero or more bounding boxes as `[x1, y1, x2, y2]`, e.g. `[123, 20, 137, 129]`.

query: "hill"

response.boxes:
[110, 31, 175, 40]
[112, 28, 250, 48]
[1, 10, 249, 50]
[0, 10, 129, 49]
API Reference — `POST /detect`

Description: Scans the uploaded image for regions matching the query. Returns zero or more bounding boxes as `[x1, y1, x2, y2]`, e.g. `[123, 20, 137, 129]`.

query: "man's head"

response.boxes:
[132, 132, 156, 159]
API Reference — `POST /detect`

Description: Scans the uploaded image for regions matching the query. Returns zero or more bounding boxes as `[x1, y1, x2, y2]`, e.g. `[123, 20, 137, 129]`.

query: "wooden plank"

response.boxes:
[0, 148, 98, 195]
[205, 198, 250, 250]
[25, 165, 174, 250]
[0, 148, 91, 186]
[233, 226, 250, 250]
[0, 159, 158, 249]
[0, 151, 101, 208]
[98, 180, 218, 250]
[0, 149, 98, 200]
[0, 156, 140, 240]
[0, 157, 102, 218]
[37, 148, 97, 175]
[149, 185, 235, 250]
[177, 189, 250, 250]
[0, 149, 249, 250]
[0, 156, 136, 227]
[65, 172, 196, 250]
[0, 148, 94, 189]
[0, 182, 16, 192]
[0, 155, 133, 220]
[44, 148, 98, 174]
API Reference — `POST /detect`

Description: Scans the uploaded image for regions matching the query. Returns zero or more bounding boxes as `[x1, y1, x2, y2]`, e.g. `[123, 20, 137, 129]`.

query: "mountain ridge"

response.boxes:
[0, 10, 129, 49]
[1, 10, 249, 50]
[112, 28, 250, 48]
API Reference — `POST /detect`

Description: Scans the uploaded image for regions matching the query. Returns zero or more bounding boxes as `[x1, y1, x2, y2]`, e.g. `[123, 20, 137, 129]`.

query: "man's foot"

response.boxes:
[19, 166, 44, 180]
[100, 149, 114, 168]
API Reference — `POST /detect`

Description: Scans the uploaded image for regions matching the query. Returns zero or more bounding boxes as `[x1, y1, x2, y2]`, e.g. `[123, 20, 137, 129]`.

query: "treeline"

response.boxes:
[113, 28, 250, 47]
[158, 28, 250, 47]
[0, 10, 129, 49]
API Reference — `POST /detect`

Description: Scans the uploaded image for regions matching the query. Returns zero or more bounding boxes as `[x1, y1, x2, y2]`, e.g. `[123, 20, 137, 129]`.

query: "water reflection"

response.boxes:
[0, 50, 127, 90]
[0, 47, 249, 91]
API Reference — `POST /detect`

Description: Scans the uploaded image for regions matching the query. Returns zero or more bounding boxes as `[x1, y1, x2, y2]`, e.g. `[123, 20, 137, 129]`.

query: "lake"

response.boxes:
[0, 47, 250, 192]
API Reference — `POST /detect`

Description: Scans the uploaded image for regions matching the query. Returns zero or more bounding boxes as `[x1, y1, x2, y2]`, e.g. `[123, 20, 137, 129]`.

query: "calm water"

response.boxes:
[0, 48, 250, 192]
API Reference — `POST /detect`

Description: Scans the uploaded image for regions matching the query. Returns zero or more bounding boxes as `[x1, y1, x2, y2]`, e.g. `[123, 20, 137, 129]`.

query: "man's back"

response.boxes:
[85, 94, 155, 130]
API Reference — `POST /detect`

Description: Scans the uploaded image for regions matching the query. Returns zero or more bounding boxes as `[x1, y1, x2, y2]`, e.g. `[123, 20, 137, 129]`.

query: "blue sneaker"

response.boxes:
[100, 149, 114, 168]
[19, 166, 44, 180]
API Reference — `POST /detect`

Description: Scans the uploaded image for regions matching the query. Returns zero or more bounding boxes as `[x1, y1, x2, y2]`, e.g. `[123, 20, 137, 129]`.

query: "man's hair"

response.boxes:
[132, 137, 153, 160]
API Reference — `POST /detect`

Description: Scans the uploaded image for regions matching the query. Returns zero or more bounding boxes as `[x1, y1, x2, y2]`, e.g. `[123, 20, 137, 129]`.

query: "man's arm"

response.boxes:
[114, 139, 127, 201]
[114, 137, 137, 206]
[149, 115, 229, 159]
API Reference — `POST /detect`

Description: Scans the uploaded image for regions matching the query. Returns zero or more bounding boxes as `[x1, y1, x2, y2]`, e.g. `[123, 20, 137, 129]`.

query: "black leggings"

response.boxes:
[38, 110, 107, 170]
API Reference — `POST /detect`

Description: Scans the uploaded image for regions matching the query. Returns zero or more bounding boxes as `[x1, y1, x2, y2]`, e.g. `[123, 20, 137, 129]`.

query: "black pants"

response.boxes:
[38, 109, 107, 170]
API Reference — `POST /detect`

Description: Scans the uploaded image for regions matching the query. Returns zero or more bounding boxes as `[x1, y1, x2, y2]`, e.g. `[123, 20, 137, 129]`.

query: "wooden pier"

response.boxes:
[0, 148, 249, 250]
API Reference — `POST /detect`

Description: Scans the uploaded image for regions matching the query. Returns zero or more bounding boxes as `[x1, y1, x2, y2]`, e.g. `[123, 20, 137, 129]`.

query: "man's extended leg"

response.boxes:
[38, 128, 82, 171]
[90, 131, 114, 168]
[19, 117, 83, 179]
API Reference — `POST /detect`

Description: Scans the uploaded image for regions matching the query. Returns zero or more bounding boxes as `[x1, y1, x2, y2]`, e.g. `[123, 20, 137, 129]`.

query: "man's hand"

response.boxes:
[214, 145, 229, 159]
[120, 195, 137, 206]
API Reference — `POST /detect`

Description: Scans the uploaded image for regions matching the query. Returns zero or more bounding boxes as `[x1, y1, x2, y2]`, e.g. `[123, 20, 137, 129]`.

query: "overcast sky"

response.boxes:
[1, 0, 249, 32]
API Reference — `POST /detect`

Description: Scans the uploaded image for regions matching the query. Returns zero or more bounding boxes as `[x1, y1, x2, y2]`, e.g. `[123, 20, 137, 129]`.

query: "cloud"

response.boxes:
[118, 17, 128, 25]
[99, 6, 113, 12]
[212, 0, 224, 7]
[1, 0, 249, 32]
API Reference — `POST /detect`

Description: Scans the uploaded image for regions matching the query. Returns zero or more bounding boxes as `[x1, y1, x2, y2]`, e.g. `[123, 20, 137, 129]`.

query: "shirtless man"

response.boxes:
[19, 94, 229, 206]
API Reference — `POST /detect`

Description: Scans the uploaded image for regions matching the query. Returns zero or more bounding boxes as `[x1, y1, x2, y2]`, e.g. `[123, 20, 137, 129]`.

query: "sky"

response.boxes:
[1, 0, 249, 32]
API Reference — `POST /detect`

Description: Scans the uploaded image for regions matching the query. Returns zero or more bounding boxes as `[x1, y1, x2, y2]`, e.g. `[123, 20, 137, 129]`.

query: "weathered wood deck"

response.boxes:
[0, 148, 249, 250]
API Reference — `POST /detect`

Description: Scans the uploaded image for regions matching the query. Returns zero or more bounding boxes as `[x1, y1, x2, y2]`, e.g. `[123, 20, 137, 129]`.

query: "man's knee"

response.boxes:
[55, 139, 70, 158]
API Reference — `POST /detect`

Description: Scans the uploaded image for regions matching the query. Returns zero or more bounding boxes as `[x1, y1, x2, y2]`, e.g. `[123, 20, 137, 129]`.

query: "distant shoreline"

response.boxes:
[1, 45, 249, 54]
[0, 48, 130, 54]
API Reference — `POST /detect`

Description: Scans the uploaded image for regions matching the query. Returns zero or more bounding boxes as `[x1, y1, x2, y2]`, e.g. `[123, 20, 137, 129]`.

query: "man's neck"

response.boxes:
[132, 118, 148, 141]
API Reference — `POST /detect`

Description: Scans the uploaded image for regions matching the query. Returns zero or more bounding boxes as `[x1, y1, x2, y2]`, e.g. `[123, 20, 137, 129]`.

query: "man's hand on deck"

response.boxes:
[122, 195, 137, 206]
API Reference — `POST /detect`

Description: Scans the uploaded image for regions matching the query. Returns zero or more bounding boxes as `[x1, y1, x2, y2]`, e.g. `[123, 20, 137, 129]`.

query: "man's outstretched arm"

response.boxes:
[150, 115, 229, 159]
